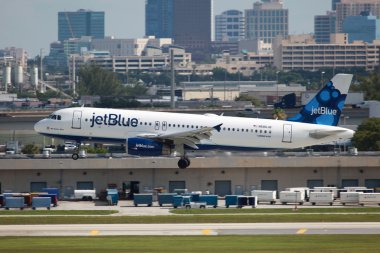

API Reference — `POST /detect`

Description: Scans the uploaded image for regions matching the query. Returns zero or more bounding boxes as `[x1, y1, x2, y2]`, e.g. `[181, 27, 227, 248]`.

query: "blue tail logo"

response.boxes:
[288, 74, 353, 126]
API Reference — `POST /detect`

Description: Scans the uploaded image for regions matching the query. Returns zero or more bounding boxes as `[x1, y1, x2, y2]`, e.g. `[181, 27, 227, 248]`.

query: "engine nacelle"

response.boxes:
[127, 138, 170, 156]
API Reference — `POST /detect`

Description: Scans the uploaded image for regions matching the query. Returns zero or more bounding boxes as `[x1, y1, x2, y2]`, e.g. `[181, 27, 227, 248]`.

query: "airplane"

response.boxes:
[34, 73, 355, 169]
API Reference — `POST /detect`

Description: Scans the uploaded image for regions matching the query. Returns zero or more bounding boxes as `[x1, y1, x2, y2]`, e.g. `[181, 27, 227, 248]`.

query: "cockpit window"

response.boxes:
[48, 114, 61, 120]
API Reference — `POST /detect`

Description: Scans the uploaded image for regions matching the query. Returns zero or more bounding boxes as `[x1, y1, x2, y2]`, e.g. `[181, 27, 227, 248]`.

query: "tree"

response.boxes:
[78, 64, 124, 97]
[354, 73, 380, 100]
[272, 108, 287, 120]
[22, 144, 40, 154]
[351, 118, 380, 151]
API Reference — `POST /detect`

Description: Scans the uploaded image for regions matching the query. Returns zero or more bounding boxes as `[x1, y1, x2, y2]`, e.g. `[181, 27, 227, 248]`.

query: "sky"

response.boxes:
[0, 0, 331, 57]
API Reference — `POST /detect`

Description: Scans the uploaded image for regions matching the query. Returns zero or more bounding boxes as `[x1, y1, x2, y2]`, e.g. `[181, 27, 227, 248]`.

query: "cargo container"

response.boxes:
[32, 197, 51, 210]
[285, 187, 310, 201]
[279, 191, 304, 205]
[4, 197, 25, 210]
[42, 188, 60, 200]
[38, 194, 58, 207]
[158, 193, 177, 206]
[225, 195, 238, 208]
[106, 189, 118, 205]
[133, 194, 153, 207]
[74, 190, 96, 201]
[309, 192, 334, 205]
[199, 195, 218, 208]
[340, 192, 360, 205]
[312, 187, 340, 199]
[251, 190, 276, 204]
[359, 193, 380, 206]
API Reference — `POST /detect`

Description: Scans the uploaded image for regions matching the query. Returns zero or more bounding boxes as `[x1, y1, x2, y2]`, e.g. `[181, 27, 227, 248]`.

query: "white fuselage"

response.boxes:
[34, 107, 355, 151]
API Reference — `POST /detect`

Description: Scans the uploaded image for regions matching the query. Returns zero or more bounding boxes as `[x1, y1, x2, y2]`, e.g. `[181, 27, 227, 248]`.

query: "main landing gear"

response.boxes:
[71, 142, 81, 160]
[178, 157, 190, 169]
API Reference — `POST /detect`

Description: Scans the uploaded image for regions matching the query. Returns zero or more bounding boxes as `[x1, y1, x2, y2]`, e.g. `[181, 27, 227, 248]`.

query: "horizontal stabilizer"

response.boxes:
[309, 129, 347, 139]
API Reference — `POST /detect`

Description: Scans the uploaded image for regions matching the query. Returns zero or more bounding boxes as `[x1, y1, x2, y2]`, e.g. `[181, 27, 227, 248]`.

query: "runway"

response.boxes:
[0, 222, 379, 236]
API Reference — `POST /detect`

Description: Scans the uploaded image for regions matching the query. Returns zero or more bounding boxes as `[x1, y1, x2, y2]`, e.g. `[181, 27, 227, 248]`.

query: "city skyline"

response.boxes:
[0, 0, 330, 57]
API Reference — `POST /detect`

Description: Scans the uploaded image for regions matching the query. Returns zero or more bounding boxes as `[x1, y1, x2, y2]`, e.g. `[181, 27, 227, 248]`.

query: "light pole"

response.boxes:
[276, 71, 280, 102]
[321, 71, 325, 89]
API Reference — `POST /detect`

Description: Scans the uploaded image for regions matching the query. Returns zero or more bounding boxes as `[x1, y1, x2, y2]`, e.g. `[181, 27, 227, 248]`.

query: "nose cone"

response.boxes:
[34, 120, 43, 133]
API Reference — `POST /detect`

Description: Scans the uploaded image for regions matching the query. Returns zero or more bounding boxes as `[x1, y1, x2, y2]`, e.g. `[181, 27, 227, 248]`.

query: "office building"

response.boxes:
[273, 34, 380, 71]
[336, 0, 380, 32]
[215, 10, 245, 42]
[342, 12, 380, 42]
[173, 0, 213, 60]
[58, 9, 105, 41]
[332, 0, 341, 10]
[91, 36, 172, 56]
[145, 0, 174, 38]
[314, 12, 336, 44]
[245, 0, 288, 45]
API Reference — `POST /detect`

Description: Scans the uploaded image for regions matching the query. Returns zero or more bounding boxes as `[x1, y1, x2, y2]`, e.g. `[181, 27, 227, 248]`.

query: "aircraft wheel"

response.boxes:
[178, 158, 189, 169]
[72, 153, 79, 160]
[184, 157, 190, 166]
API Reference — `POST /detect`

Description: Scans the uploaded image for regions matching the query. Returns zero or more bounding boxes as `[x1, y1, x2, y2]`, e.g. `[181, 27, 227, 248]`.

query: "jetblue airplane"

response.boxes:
[34, 74, 354, 169]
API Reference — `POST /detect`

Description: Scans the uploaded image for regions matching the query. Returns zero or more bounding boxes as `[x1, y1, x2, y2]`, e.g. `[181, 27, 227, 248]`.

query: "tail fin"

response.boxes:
[288, 73, 353, 126]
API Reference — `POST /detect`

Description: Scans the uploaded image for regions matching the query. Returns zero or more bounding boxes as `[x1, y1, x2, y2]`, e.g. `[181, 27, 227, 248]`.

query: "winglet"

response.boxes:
[213, 123, 223, 132]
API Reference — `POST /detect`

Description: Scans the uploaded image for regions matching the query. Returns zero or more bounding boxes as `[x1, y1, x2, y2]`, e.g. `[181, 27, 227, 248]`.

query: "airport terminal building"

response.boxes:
[0, 153, 379, 198]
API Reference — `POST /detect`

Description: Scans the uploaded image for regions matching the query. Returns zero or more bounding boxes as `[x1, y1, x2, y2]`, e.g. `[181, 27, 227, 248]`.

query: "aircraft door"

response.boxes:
[162, 121, 167, 131]
[72, 110, 82, 129]
[282, 124, 292, 143]
[154, 121, 160, 130]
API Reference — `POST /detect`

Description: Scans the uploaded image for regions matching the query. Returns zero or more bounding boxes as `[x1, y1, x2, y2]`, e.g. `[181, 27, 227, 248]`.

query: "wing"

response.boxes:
[137, 123, 223, 150]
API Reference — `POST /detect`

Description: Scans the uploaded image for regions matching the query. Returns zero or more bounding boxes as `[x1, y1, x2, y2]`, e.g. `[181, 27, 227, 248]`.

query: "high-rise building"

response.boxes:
[173, 0, 212, 60]
[342, 12, 380, 42]
[245, 0, 288, 44]
[58, 9, 105, 42]
[332, 0, 342, 10]
[145, 0, 212, 61]
[145, 0, 174, 38]
[215, 10, 245, 42]
[336, 0, 380, 32]
[314, 11, 336, 44]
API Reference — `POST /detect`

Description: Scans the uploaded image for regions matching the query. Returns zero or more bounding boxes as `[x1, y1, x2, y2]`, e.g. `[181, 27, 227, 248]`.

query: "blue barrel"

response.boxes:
[225, 195, 238, 208]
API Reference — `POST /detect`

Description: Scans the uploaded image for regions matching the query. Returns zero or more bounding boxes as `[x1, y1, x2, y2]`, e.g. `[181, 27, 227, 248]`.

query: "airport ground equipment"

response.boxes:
[309, 192, 334, 206]
[185, 202, 206, 209]
[158, 193, 177, 206]
[225, 195, 238, 208]
[42, 188, 60, 200]
[251, 190, 277, 204]
[4, 197, 25, 210]
[340, 192, 360, 205]
[312, 187, 339, 199]
[74, 190, 96, 201]
[32, 197, 51, 210]
[106, 189, 119, 205]
[286, 187, 310, 201]
[133, 194, 153, 207]
[237, 196, 248, 208]
[38, 194, 58, 207]
[173, 195, 191, 208]
[359, 193, 380, 206]
[199, 195, 218, 208]
[280, 191, 304, 205]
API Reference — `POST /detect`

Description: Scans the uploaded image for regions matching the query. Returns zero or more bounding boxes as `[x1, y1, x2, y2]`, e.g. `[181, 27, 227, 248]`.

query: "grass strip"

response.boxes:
[1, 213, 380, 225]
[0, 210, 118, 216]
[170, 207, 380, 214]
[0, 235, 379, 253]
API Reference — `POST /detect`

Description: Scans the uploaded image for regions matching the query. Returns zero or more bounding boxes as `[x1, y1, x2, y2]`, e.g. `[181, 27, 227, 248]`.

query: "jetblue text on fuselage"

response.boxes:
[90, 113, 138, 127]
[310, 107, 337, 116]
